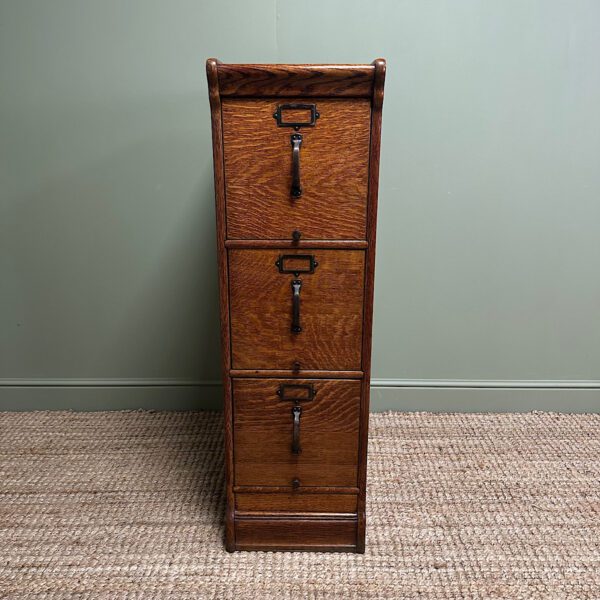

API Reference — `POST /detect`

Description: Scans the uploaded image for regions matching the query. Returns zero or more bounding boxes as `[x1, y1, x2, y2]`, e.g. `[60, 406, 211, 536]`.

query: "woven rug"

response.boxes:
[0, 411, 599, 599]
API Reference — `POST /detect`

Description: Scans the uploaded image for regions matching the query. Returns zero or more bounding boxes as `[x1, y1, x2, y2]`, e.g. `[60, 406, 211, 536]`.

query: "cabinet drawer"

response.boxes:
[222, 98, 371, 240]
[229, 249, 364, 371]
[236, 493, 357, 515]
[233, 378, 361, 487]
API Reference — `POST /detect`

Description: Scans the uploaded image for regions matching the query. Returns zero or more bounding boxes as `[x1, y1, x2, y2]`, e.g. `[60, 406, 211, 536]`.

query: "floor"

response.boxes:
[0, 410, 599, 599]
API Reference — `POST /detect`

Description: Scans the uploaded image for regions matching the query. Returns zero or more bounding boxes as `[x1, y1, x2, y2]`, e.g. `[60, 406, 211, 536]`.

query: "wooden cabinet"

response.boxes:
[207, 59, 386, 552]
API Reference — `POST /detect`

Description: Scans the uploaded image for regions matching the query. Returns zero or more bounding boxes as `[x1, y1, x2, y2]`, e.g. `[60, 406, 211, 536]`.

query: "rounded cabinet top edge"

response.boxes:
[207, 60, 386, 99]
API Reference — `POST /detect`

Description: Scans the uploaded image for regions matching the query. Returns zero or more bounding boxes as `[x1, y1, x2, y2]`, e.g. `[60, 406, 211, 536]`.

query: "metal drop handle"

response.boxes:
[291, 405, 302, 454]
[290, 133, 302, 198]
[291, 279, 302, 333]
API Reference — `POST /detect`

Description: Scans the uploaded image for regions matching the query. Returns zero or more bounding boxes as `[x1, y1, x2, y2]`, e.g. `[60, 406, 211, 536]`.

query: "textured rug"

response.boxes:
[0, 410, 599, 599]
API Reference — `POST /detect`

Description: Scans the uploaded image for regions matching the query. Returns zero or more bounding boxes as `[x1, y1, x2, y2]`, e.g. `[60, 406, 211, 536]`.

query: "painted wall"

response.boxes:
[2, 0, 599, 411]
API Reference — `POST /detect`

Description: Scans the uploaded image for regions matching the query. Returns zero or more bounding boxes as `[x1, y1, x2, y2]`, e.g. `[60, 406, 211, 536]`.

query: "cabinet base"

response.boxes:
[230, 515, 362, 553]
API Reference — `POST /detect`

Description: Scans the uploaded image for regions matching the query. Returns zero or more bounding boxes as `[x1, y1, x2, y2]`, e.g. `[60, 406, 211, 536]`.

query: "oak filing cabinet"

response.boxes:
[206, 59, 386, 552]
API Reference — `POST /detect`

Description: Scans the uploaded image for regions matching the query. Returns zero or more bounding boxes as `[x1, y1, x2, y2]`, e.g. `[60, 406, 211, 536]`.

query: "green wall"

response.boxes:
[1, 0, 599, 411]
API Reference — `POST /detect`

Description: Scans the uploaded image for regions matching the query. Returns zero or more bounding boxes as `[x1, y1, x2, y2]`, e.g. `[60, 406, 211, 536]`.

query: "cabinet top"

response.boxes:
[206, 59, 386, 99]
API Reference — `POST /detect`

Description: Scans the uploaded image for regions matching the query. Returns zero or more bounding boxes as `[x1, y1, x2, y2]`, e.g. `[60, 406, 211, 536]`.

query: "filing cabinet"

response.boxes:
[206, 59, 386, 552]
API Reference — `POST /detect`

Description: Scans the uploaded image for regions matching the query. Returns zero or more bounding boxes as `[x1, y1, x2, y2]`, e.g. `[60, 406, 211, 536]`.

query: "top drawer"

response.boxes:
[222, 98, 371, 240]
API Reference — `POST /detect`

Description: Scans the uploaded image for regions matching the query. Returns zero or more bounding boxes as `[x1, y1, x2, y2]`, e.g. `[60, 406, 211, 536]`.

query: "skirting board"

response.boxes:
[0, 379, 599, 412]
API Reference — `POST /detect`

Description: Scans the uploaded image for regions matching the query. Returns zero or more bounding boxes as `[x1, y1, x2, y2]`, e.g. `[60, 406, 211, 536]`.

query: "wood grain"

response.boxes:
[217, 63, 374, 97]
[229, 249, 365, 370]
[233, 378, 360, 487]
[222, 98, 371, 240]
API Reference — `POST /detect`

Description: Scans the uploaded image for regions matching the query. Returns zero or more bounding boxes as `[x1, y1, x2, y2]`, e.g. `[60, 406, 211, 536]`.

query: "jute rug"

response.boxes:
[0, 411, 599, 599]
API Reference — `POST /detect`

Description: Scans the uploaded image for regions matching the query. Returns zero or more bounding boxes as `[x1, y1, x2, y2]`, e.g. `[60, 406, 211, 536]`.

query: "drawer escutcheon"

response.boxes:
[276, 383, 316, 402]
[275, 254, 318, 276]
[273, 103, 320, 129]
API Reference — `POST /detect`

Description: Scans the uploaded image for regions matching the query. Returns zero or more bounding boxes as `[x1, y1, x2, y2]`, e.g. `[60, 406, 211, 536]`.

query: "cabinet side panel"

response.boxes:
[357, 58, 386, 553]
[206, 58, 235, 552]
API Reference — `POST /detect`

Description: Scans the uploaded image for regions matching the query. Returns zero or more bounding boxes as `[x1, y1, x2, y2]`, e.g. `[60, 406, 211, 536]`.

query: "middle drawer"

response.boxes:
[229, 249, 365, 371]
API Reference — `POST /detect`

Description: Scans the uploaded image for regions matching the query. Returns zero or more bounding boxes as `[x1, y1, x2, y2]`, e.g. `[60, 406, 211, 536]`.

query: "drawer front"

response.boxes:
[233, 378, 361, 487]
[222, 98, 371, 240]
[236, 493, 357, 515]
[229, 249, 365, 371]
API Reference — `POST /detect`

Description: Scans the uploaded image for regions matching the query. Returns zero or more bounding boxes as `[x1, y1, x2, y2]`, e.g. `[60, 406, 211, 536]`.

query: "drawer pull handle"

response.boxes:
[292, 405, 302, 454]
[291, 279, 302, 333]
[290, 134, 303, 198]
[276, 385, 314, 456]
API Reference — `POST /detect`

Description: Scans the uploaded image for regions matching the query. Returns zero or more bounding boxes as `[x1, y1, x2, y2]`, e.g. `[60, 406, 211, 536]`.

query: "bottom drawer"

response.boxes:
[236, 492, 357, 515]
[233, 378, 361, 488]
[235, 516, 358, 552]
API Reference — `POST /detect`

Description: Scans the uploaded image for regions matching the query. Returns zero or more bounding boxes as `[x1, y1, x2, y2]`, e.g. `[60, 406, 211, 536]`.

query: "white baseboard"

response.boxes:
[0, 378, 599, 412]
